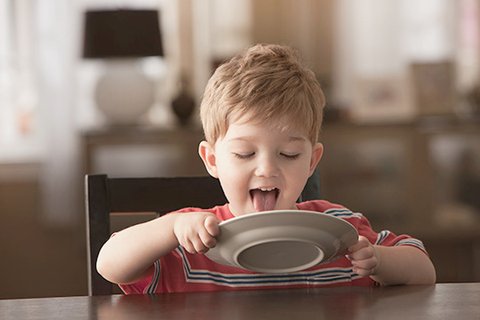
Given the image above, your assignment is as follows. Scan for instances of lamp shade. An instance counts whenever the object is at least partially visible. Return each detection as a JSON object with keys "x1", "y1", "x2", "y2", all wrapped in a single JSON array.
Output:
[{"x1": 82, "y1": 9, "x2": 164, "y2": 58}]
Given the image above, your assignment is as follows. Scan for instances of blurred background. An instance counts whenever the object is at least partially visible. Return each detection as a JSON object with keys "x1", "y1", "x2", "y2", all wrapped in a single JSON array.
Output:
[{"x1": 0, "y1": 0, "x2": 479, "y2": 298}]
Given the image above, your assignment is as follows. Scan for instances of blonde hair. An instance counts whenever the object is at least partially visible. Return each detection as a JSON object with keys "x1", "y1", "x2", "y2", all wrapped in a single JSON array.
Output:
[{"x1": 200, "y1": 44, "x2": 325, "y2": 144}]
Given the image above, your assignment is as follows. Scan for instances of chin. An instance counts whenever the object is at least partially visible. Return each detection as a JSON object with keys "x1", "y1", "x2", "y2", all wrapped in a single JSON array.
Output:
[{"x1": 229, "y1": 205, "x2": 254, "y2": 216}]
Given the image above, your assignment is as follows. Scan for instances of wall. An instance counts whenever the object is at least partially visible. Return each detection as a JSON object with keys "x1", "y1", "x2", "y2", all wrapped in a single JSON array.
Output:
[{"x1": 0, "y1": 163, "x2": 87, "y2": 298}]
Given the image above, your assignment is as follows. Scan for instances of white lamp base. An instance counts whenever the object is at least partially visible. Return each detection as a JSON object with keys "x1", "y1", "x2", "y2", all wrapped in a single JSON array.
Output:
[{"x1": 95, "y1": 60, "x2": 154, "y2": 125}]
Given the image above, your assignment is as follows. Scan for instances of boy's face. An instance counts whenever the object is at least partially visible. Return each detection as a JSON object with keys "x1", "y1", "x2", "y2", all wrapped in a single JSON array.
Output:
[{"x1": 199, "y1": 120, "x2": 323, "y2": 216}]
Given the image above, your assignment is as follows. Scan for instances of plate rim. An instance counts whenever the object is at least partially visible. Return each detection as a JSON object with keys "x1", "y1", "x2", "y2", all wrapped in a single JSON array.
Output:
[
  {"x1": 218, "y1": 209, "x2": 357, "y2": 235},
  {"x1": 206, "y1": 209, "x2": 358, "y2": 273}
]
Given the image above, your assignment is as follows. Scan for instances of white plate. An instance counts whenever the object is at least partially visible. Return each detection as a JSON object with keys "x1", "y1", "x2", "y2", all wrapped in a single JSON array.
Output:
[{"x1": 205, "y1": 210, "x2": 358, "y2": 273}]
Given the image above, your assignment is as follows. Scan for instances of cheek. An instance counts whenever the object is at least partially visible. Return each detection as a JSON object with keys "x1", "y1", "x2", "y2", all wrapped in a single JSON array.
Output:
[
  {"x1": 286, "y1": 161, "x2": 313, "y2": 186},
  {"x1": 219, "y1": 165, "x2": 246, "y2": 187},
  {"x1": 216, "y1": 157, "x2": 236, "y2": 177},
  {"x1": 217, "y1": 170, "x2": 249, "y2": 206},
  {"x1": 217, "y1": 161, "x2": 242, "y2": 185},
  {"x1": 218, "y1": 161, "x2": 251, "y2": 188},
  {"x1": 290, "y1": 156, "x2": 311, "y2": 170}
]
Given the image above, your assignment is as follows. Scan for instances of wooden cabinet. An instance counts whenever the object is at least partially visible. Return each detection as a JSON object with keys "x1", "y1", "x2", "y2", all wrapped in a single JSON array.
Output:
[
  {"x1": 320, "y1": 117, "x2": 480, "y2": 282},
  {"x1": 80, "y1": 125, "x2": 207, "y2": 177}
]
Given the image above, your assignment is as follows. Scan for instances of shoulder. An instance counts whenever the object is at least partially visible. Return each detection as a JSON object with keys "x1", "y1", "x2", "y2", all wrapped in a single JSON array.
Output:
[
  {"x1": 297, "y1": 199, "x2": 344, "y2": 211},
  {"x1": 297, "y1": 200, "x2": 363, "y2": 219}
]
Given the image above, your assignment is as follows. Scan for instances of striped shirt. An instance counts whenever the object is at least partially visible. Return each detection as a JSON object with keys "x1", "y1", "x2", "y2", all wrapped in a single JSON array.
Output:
[{"x1": 120, "y1": 200, "x2": 427, "y2": 294}]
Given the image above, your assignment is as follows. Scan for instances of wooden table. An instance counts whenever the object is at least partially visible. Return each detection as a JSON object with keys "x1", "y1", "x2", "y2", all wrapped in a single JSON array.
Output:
[{"x1": 1, "y1": 283, "x2": 478, "y2": 319}]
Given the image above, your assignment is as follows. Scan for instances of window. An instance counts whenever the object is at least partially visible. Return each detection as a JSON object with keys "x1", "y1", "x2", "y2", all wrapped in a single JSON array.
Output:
[
  {"x1": 0, "y1": 0, "x2": 40, "y2": 161},
  {"x1": 334, "y1": 0, "x2": 478, "y2": 113}
]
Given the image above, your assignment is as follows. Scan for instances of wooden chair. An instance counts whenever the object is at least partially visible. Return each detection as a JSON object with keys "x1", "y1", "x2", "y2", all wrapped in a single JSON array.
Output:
[
  {"x1": 85, "y1": 174, "x2": 226, "y2": 295},
  {"x1": 85, "y1": 170, "x2": 321, "y2": 295}
]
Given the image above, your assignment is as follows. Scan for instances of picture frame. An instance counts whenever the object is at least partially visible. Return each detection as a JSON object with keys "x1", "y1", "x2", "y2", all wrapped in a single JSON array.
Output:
[
  {"x1": 350, "y1": 75, "x2": 416, "y2": 123},
  {"x1": 410, "y1": 61, "x2": 455, "y2": 116}
]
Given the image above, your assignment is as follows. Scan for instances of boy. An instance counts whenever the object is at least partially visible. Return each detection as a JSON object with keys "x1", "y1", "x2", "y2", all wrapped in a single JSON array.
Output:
[{"x1": 97, "y1": 44, "x2": 436, "y2": 294}]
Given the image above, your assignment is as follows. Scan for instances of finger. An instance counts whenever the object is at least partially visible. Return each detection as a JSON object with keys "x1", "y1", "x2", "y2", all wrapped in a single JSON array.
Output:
[
  {"x1": 198, "y1": 227, "x2": 217, "y2": 249},
  {"x1": 352, "y1": 266, "x2": 375, "y2": 277},
  {"x1": 204, "y1": 215, "x2": 220, "y2": 237},
  {"x1": 181, "y1": 238, "x2": 196, "y2": 254},
  {"x1": 348, "y1": 236, "x2": 370, "y2": 254},
  {"x1": 349, "y1": 245, "x2": 375, "y2": 261},
  {"x1": 351, "y1": 256, "x2": 377, "y2": 270},
  {"x1": 191, "y1": 236, "x2": 209, "y2": 254}
]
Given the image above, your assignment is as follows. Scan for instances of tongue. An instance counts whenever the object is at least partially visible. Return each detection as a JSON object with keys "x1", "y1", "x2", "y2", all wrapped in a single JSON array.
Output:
[{"x1": 251, "y1": 189, "x2": 277, "y2": 212}]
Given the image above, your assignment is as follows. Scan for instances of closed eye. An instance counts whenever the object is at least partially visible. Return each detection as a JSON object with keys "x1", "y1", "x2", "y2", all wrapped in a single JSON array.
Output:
[
  {"x1": 280, "y1": 153, "x2": 300, "y2": 160},
  {"x1": 233, "y1": 152, "x2": 255, "y2": 159}
]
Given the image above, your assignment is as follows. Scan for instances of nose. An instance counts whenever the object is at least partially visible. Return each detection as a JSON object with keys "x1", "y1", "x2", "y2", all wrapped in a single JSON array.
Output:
[{"x1": 254, "y1": 154, "x2": 279, "y2": 178}]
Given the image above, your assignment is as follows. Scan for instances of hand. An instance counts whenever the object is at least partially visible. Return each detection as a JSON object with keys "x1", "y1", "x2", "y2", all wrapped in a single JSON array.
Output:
[
  {"x1": 347, "y1": 236, "x2": 379, "y2": 277},
  {"x1": 173, "y1": 212, "x2": 220, "y2": 254}
]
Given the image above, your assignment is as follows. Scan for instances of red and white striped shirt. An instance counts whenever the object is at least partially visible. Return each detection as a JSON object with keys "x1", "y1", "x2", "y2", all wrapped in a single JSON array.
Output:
[{"x1": 120, "y1": 200, "x2": 427, "y2": 294}]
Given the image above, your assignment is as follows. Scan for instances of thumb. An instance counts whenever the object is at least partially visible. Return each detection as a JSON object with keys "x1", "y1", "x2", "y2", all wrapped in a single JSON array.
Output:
[{"x1": 204, "y1": 215, "x2": 220, "y2": 237}]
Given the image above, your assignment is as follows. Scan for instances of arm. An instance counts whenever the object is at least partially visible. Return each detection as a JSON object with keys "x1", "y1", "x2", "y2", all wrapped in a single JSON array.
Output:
[
  {"x1": 348, "y1": 236, "x2": 436, "y2": 286},
  {"x1": 96, "y1": 212, "x2": 220, "y2": 285}
]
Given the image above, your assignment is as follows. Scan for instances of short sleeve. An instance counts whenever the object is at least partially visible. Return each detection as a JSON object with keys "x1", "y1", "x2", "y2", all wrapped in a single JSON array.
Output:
[
  {"x1": 299, "y1": 201, "x2": 429, "y2": 255},
  {"x1": 107, "y1": 232, "x2": 161, "y2": 294},
  {"x1": 119, "y1": 260, "x2": 161, "y2": 294},
  {"x1": 356, "y1": 215, "x2": 428, "y2": 254}
]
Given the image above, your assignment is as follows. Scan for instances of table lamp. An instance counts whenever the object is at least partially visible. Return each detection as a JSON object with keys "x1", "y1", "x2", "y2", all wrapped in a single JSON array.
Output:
[{"x1": 82, "y1": 9, "x2": 164, "y2": 125}]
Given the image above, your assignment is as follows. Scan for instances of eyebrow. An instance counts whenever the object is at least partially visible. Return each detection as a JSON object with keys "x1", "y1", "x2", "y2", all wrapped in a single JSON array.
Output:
[
  {"x1": 227, "y1": 136, "x2": 307, "y2": 142},
  {"x1": 288, "y1": 136, "x2": 307, "y2": 142}
]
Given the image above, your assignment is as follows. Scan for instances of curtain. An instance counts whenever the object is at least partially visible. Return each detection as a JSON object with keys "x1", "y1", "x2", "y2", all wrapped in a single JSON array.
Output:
[{"x1": 36, "y1": 0, "x2": 81, "y2": 226}]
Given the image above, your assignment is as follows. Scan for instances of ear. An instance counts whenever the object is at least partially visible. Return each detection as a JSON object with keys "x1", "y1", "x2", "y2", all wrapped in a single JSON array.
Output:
[
  {"x1": 309, "y1": 143, "x2": 324, "y2": 175},
  {"x1": 198, "y1": 141, "x2": 219, "y2": 178}
]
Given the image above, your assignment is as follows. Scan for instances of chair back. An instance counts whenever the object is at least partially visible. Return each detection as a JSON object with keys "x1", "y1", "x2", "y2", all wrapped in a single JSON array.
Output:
[{"x1": 85, "y1": 174, "x2": 226, "y2": 295}]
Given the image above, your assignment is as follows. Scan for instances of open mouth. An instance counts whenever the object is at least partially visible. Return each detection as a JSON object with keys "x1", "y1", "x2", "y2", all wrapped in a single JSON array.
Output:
[{"x1": 250, "y1": 187, "x2": 279, "y2": 212}]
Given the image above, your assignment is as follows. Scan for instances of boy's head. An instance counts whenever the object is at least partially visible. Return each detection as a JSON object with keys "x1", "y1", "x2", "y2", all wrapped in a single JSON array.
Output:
[
  {"x1": 200, "y1": 44, "x2": 325, "y2": 145},
  {"x1": 198, "y1": 44, "x2": 326, "y2": 216}
]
